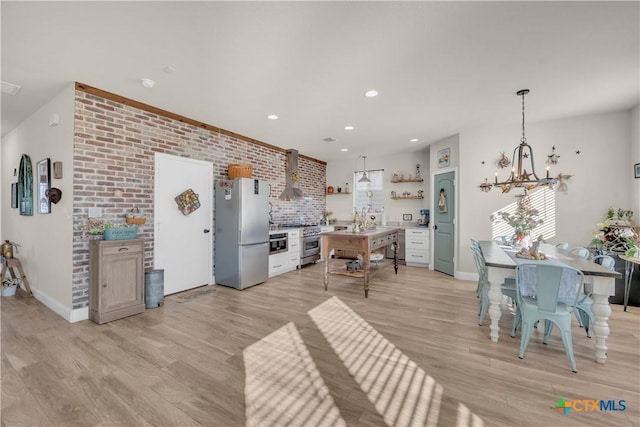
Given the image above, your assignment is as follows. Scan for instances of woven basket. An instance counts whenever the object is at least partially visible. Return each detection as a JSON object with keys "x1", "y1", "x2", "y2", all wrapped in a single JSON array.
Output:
[
  {"x1": 125, "y1": 217, "x2": 146, "y2": 225},
  {"x1": 228, "y1": 163, "x2": 253, "y2": 179}
]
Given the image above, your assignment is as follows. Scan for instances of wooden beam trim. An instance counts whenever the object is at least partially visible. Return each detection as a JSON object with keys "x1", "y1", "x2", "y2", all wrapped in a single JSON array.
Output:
[{"x1": 75, "y1": 82, "x2": 326, "y2": 165}]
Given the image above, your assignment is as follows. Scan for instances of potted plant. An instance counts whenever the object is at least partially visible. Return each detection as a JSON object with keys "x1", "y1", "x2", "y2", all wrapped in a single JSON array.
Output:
[
  {"x1": 1, "y1": 278, "x2": 19, "y2": 297},
  {"x1": 625, "y1": 237, "x2": 640, "y2": 258},
  {"x1": 81, "y1": 218, "x2": 138, "y2": 240}
]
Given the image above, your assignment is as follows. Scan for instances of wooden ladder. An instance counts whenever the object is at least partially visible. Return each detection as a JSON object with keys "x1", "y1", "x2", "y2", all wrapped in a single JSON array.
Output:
[{"x1": 1, "y1": 258, "x2": 33, "y2": 297}]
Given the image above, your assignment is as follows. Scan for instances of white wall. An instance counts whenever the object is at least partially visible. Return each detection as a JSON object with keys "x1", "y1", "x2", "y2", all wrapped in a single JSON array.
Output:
[
  {"x1": 1, "y1": 84, "x2": 75, "y2": 318},
  {"x1": 458, "y1": 109, "x2": 635, "y2": 275},
  {"x1": 326, "y1": 149, "x2": 430, "y2": 224}
]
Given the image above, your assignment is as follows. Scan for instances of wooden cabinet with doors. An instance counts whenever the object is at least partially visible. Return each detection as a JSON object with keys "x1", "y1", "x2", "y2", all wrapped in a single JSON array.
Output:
[{"x1": 89, "y1": 239, "x2": 145, "y2": 324}]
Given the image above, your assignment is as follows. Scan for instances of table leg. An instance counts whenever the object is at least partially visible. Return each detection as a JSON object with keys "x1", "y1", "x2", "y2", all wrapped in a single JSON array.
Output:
[
  {"x1": 323, "y1": 240, "x2": 330, "y2": 292},
  {"x1": 623, "y1": 261, "x2": 634, "y2": 312},
  {"x1": 363, "y1": 252, "x2": 370, "y2": 298},
  {"x1": 591, "y1": 293, "x2": 612, "y2": 363},
  {"x1": 488, "y1": 280, "x2": 503, "y2": 342},
  {"x1": 393, "y1": 241, "x2": 398, "y2": 274}
]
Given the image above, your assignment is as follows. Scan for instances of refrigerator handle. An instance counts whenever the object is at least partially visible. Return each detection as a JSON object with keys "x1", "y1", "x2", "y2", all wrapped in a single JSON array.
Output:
[{"x1": 238, "y1": 229, "x2": 241, "y2": 243}]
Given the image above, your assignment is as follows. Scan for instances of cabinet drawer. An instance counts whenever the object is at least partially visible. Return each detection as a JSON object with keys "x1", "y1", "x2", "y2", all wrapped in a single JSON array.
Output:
[
  {"x1": 406, "y1": 238, "x2": 428, "y2": 250},
  {"x1": 405, "y1": 228, "x2": 429, "y2": 237},
  {"x1": 406, "y1": 250, "x2": 429, "y2": 266},
  {"x1": 288, "y1": 230, "x2": 300, "y2": 239},
  {"x1": 102, "y1": 242, "x2": 143, "y2": 256}
]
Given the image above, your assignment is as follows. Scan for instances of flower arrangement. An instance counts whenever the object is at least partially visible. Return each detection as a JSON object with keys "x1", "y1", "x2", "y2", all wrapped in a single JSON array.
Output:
[
  {"x1": 491, "y1": 196, "x2": 544, "y2": 240},
  {"x1": 322, "y1": 210, "x2": 335, "y2": 225},
  {"x1": 625, "y1": 236, "x2": 640, "y2": 258},
  {"x1": 78, "y1": 217, "x2": 133, "y2": 236}
]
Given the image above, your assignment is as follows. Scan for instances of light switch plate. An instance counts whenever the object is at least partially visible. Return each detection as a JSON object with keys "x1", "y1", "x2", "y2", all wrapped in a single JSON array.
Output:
[{"x1": 53, "y1": 161, "x2": 63, "y2": 179}]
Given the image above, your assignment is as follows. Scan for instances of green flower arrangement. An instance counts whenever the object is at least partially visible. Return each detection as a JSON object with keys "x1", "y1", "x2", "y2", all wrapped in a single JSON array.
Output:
[{"x1": 491, "y1": 196, "x2": 544, "y2": 236}]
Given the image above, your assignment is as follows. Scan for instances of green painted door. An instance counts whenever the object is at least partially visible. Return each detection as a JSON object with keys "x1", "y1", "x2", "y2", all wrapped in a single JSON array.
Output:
[{"x1": 434, "y1": 171, "x2": 455, "y2": 276}]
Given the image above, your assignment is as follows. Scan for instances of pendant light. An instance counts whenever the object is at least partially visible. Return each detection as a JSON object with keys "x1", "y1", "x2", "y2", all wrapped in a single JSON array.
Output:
[
  {"x1": 479, "y1": 89, "x2": 557, "y2": 193},
  {"x1": 358, "y1": 155, "x2": 371, "y2": 183}
]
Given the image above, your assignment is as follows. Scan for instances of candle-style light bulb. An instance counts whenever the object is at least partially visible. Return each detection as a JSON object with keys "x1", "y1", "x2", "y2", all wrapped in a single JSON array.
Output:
[
  {"x1": 546, "y1": 166, "x2": 550, "y2": 178},
  {"x1": 494, "y1": 172, "x2": 498, "y2": 184}
]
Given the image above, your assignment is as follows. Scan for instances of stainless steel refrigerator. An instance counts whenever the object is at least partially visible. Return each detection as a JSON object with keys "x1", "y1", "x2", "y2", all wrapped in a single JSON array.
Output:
[{"x1": 215, "y1": 178, "x2": 270, "y2": 289}]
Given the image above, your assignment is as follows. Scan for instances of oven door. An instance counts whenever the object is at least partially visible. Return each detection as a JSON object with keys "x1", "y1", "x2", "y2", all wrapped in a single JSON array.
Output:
[{"x1": 302, "y1": 235, "x2": 320, "y2": 258}]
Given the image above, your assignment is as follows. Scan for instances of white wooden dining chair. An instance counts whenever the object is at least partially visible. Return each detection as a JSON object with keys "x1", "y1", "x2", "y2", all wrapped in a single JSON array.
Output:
[
  {"x1": 569, "y1": 246, "x2": 589, "y2": 259},
  {"x1": 555, "y1": 242, "x2": 569, "y2": 250}
]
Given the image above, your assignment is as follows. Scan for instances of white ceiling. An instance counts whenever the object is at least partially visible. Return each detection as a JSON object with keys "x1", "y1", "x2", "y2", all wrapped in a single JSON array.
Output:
[{"x1": 2, "y1": 1, "x2": 638, "y2": 162}]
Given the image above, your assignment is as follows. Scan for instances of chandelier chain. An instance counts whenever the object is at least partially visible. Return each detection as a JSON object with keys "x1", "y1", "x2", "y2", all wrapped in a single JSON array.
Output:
[{"x1": 521, "y1": 91, "x2": 526, "y2": 143}]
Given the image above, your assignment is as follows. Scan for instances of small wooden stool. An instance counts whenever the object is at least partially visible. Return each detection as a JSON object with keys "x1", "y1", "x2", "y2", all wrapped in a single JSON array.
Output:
[{"x1": 1, "y1": 258, "x2": 33, "y2": 297}]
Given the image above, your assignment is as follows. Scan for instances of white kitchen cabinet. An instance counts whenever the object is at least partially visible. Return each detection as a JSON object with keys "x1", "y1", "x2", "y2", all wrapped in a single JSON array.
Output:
[
  {"x1": 288, "y1": 229, "x2": 301, "y2": 269},
  {"x1": 268, "y1": 251, "x2": 290, "y2": 278},
  {"x1": 405, "y1": 227, "x2": 430, "y2": 267},
  {"x1": 269, "y1": 228, "x2": 300, "y2": 278}
]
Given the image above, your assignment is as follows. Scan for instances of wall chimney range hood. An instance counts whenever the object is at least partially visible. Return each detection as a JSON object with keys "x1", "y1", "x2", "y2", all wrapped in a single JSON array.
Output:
[{"x1": 279, "y1": 149, "x2": 305, "y2": 200}]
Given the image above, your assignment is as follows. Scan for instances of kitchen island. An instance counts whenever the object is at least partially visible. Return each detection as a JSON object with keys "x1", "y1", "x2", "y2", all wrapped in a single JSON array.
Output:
[{"x1": 321, "y1": 227, "x2": 399, "y2": 297}]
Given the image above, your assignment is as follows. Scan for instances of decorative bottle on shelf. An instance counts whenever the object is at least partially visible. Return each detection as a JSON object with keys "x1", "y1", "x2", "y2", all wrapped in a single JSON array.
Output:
[
  {"x1": 415, "y1": 164, "x2": 421, "y2": 179},
  {"x1": 345, "y1": 182, "x2": 349, "y2": 194}
]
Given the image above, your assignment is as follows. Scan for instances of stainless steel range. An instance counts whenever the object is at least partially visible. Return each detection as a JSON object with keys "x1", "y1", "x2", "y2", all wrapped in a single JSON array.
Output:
[{"x1": 279, "y1": 224, "x2": 321, "y2": 266}]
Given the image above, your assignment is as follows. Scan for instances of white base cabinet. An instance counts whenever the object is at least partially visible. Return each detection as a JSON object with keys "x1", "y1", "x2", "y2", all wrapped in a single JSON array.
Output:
[
  {"x1": 268, "y1": 229, "x2": 300, "y2": 278},
  {"x1": 405, "y1": 227, "x2": 430, "y2": 267}
]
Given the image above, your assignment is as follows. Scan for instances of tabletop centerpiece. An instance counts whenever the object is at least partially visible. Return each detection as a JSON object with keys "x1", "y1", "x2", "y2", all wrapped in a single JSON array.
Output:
[{"x1": 491, "y1": 195, "x2": 543, "y2": 250}]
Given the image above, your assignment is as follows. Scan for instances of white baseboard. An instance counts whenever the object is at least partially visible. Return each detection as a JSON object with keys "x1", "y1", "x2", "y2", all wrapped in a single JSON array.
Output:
[
  {"x1": 31, "y1": 288, "x2": 88, "y2": 323},
  {"x1": 455, "y1": 271, "x2": 479, "y2": 282}
]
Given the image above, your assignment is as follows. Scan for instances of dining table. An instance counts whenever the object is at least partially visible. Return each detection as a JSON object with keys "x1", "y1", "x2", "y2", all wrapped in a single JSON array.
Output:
[{"x1": 479, "y1": 241, "x2": 621, "y2": 364}]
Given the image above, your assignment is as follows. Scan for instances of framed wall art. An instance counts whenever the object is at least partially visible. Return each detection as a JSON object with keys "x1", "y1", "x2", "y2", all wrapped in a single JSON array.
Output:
[
  {"x1": 18, "y1": 154, "x2": 33, "y2": 216},
  {"x1": 437, "y1": 148, "x2": 450, "y2": 168},
  {"x1": 37, "y1": 158, "x2": 51, "y2": 214}
]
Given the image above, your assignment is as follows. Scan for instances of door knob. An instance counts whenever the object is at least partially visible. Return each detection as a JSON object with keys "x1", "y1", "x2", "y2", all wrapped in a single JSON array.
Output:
[
  {"x1": 203, "y1": 229, "x2": 210, "y2": 233},
  {"x1": 433, "y1": 225, "x2": 438, "y2": 230}
]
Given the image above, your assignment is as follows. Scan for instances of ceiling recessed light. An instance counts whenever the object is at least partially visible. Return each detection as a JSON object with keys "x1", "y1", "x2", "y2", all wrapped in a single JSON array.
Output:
[
  {"x1": 409, "y1": 138, "x2": 419, "y2": 142},
  {"x1": 344, "y1": 125, "x2": 354, "y2": 131},
  {"x1": 323, "y1": 137, "x2": 337, "y2": 143},
  {"x1": 364, "y1": 90, "x2": 379, "y2": 98},
  {"x1": 341, "y1": 148, "x2": 349, "y2": 152},
  {"x1": 267, "y1": 114, "x2": 279, "y2": 120},
  {"x1": 1, "y1": 80, "x2": 21, "y2": 95},
  {"x1": 140, "y1": 78, "x2": 155, "y2": 88}
]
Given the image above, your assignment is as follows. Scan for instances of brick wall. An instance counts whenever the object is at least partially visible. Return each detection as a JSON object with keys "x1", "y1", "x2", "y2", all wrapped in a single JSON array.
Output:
[{"x1": 73, "y1": 88, "x2": 326, "y2": 309}]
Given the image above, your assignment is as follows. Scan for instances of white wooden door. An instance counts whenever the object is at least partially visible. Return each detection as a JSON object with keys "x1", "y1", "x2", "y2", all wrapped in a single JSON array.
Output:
[{"x1": 154, "y1": 153, "x2": 213, "y2": 295}]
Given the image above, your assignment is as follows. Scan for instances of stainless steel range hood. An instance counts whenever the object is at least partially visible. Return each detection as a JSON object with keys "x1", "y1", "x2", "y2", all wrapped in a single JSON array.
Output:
[{"x1": 279, "y1": 149, "x2": 305, "y2": 200}]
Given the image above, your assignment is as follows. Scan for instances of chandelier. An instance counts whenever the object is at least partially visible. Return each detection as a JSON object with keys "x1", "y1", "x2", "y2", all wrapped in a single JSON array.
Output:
[{"x1": 480, "y1": 89, "x2": 557, "y2": 193}]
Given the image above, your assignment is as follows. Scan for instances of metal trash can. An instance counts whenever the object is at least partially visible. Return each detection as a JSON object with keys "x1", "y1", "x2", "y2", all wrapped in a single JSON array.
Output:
[{"x1": 144, "y1": 269, "x2": 164, "y2": 308}]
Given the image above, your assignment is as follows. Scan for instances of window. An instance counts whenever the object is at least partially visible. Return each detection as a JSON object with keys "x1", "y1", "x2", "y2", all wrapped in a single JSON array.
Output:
[
  {"x1": 491, "y1": 187, "x2": 556, "y2": 241},
  {"x1": 354, "y1": 169, "x2": 384, "y2": 214}
]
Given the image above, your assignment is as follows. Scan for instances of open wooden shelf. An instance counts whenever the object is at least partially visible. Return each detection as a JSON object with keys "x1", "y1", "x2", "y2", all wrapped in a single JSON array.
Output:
[
  {"x1": 391, "y1": 178, "x2": 423, "y2": 183},
  {"x1": 391, "y1": 196, "x2": 424, "y2": 200},
  {"x1": 327, "y1": 192, "x2": 351, "y2": 195}
]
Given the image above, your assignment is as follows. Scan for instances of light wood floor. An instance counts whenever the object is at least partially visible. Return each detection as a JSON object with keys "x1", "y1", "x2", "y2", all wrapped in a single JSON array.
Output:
[{"x1": 2, "y1": 263, "x2": 639, "y2": 426}]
